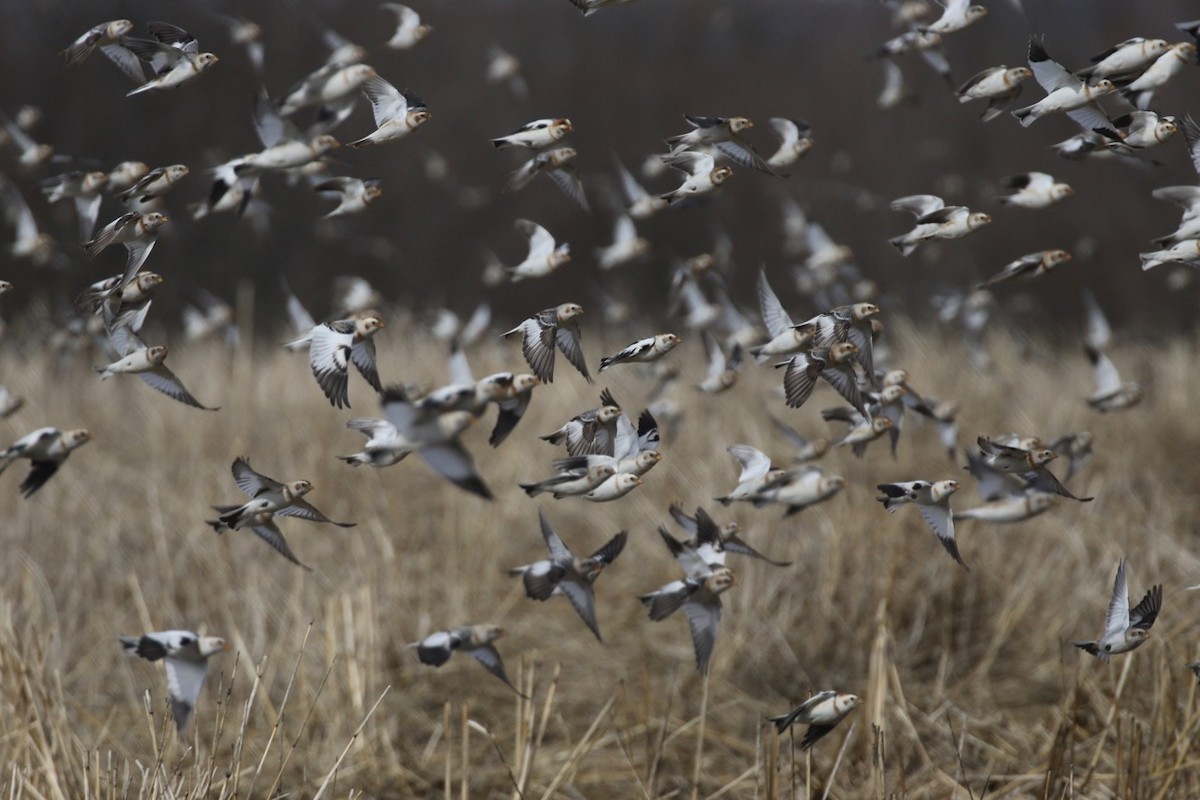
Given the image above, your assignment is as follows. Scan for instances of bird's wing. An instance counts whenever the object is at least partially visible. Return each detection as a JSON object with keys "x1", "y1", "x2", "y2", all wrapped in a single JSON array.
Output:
[
  {"x1": 683, "y1": 596, "x2": 722, "y2": 674},
  {"x1": 1103, "y1": 560, "x2": 1131, "y2": 637},
  {"x1": 538, "y1": 509, "x2": 571, "y2": 560},
  {"x1": 362, "y1": 75, "x2": 407, "y2": 127},
  {"x1": 164, "y1": 657, "x2": 208, "y2": 732},
  {"x1": 232, "y1": 457, "x2": 279, "y2": 497},
  {"x1": 918, "y1": 503, "x2": 967, "y2": 569},
  {"x1": 141, "y1": 365, "x2": 218, "y2": 410},
  {"x1": 417, "y1": 441, "x2": 493, "y2": 499}
]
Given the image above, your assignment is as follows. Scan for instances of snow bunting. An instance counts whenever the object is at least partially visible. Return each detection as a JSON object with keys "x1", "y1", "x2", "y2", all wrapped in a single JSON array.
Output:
[
  {"x1": 520, "y1": 459, "x2": 616, "y2": 498},
  {"x1": 0, "y1": 385, "x2": 23, "y2": 418},
  {"x1": 1078, "y1": 38, "x2": 1169, "y2": 78},
  {"x1": 953, "y1": 492, "x2": 1056, "y2": 523},
  {"x1": 510, "y1": 511, "x2": 627, "y2": 640},
  {"x1": 117, "y1": 22, "x2": 220, "y2": 96},
  {"x1": 998, "y1": 172, "x2": 1072, "y2": 209},
  {"x1": 84, "y1": 212, "x2": 169, "y2": 295},
  {"x1": 348, "y1": 76, "x2": 431, "y2": 147},
  {"x1": 382, "y1": 4, "x2": 432, "y2": 49},
  {"x1": 0, "y1": 427, "x2": 91, "y2": 498},
  {"x1": 1140, "y1": 239, "x2": 1200, "y2": 271},
  {"x1": 505, "y1": 219, "x2": 571, "y2": 281},
  {"x1": 659, "y1": 151, "x2": 733, "y2": 205},
  {"x1": 876, "y1": 480, "x2": 964, "y2": 568},
  {"x1": 413, "y1": 624, "x2": 523, "y2": 694},
  {"x1": 279, "y1": 62, "x2": 376, "y2": 116},
  {"x1": 696, "y1": 331, "x2": 742, "y2": 393},
  {"x1": 314, "y1": 176, "x2": 383, "y2": 217},
  {"x1": 666, "y1": 114, "x2": 776, "y2": 174},
  {"x1": 613, "y1": 155, "x2": 668, "y2": 218},
  {"x1": 339, "y1": 387, "x2": 492, "y2": 499},
  {"x1": 749, "y1": 465, "x2": 845, "y2": 517},
  {"x1": 976, "y1": 436, "x2": 1091, "y2": 500},
  {"x1": 669, "y1": 503, "x2": 792, "y2": 566},
  {"x1": 505, "y1": 147, "x2": 588, "y2": 211},
  {"x1": 208, "y1": 506, "x2": 309, "y2": 569},
  {"x1": 1012, "y1": 39, "x2": 1116, "y2": 127},
  {"x1": 978, "y1": 249, "x2": 1072, "y2": 288},
  {"x1": 1072, "y1": 560, "x2": 1162, "y2": 663},
  {"x1": 596, "y1": 214, "x2": 650, "y2": 270},
  {"x1": 502, "y1": 302, "x2": 589, "y2": 383},
  {"x1": 38, "y1": 170, "x2": 107, "y2": 240},
  {"x1": 769, "y1": 691, "x2": 860, "y2": 750},
  {"x1": 1120, "y1": 42, "x2": 1196, "y2": 110},
  {"x1": 749, "y1": 269, "x2": 814, "y2": 361},
  {"x1": 61, "y1": 19, "x2": 133, "y2": 65},
  {"x1": 95, "y1": 325, "x2": 219, "y2": 410},
  {"x1": 766, "y1": 117, "x2": 814, "y2": 172},
  {"x1": 286, "y1": 315, "x2": 384, "y2": 409},
  {"x1": 889, "y1": 194, "x2": 990, "y2": 256},
  {"x1": 598, "y1": 333, "x2": 681, "y2": 372},
  {"x1": 119, "y1": 631, "x2": 227, "y2": 733},
  {"x1": 919, "y1": 0, "x2": 986, "y2": 34},
  {"x1": 777, "y1": 343, "x2": 867, "y2": 418},
  {"x1": 770, "y1": 416, "x2": 830, "y2": 462},
  {"x1": 639, "y1": 529, "x2": 736, "y2": 673},
  {"x1": 716, "y1": 444, "x2": 788, "y2": 506},
  {"x1": 210, "y1": 456, "x2": 355, "y2": 532},
  {"x1": 118, "y1": 164, "x2": 189, "y2": 207},
  {"x1": 540, "y1": 389, "x2": 622, "y2": 456},
  {"x1": 1084, "y1": 344, "x2": 1143, "y2": 412},
  {"x1": 956, "y1": 65, "x2": 1032, "y2": 121},
  {"x1": 492, "y1": 118, "x2": 572, "y2": 150}
]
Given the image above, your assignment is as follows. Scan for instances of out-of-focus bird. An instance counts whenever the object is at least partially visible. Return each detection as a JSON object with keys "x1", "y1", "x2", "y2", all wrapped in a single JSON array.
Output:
[
  {"x1": 382, "y1": 4, "x2": 432, "y2": 49},
  {"x1": 1084, "y1": 344, "x2": 1143, "y2": 412},
  {"x1": 638, "y1": 528, "x2": 736, "y2": 673},
  {"x1": 492, "y1": 118, "x2": 573, "y2": 150},
  {"x1": 0, "y1": 427, "x2": 92, "y2": 498},
  {"x1": 769, "y1": 691, "x2": 860, "y2": 750},
  {"x1": 765, "y1": 117, "x2": 813, "y2": 172},
  {"x1": 505, "y1": 147, "x2": 588, "y2": 211},
  {"x1": 998, "y1": 172, "x2": 1072, "y2": 209},
  {"x1": 918, "y1": 0, "x2": 986, "y2": 34},
  {"x1": 314, "y1": 176, "x2": 383, "y2": 217},
  {"x1": 39, "y1": 170, "x2": 108, "y2": 240},
  {"x1": 596, "y1": 215, "x2": 649, "y2": 270},
  {"x1": 412, "y1": 624, "x2": 523, "y2": 695},
  {"x1": 505, "y1": 219, "x2": 571, "y2": 282},
  {"x1": 119, "y1": 631, "x2": 227, "y2": 733},
  {"x1": 696, "y1": 331, "x2": 742, "y2": 393},
  {"x1": 510, "y1": 511, "x2": 627, "y2": 640},
  {"x1": 613, "y1": 155, "x2": 668, "y2": 219},
  {"x1": 956, "y1": 65, "x2": 1031, "y2": 121},
  {"x1": 1072, "y1": 560, "x2": 1162, "y2": 663},
  {"x1": 659, "y1": 151, "x2": 733, "y2": 205},
  {"x1": 953, "y1": 492, "x2": 1056, "y2": 523},
  {"x1": 668, "y1": 503, "x2": 792, "y2": 566},
  {"x1": 978, "y1": 249, "x2": 1072, "y2": 289},
  {"x1": 749, "y1": 269, "x2": 814, "y2": 361},
  {"x1": 61, "y1": 19, "x2": 133, "y2": 65}
]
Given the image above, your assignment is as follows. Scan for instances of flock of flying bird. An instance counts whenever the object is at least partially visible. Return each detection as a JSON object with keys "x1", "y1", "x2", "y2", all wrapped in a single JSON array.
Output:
[{"x1": 0, "y1": 0, "x2": 1195, "y2": 756}]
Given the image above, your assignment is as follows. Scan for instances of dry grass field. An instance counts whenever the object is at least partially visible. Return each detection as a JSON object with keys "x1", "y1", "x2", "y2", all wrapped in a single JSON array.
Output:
[{"x1": 3, "y1": 316, "x2": 1200, "y2": 799}]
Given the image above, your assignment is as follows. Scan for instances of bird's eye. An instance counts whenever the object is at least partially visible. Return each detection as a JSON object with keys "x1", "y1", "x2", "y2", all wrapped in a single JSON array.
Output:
[{"x1": 180, "y1": 637, "x2": 193, "y2": 646}]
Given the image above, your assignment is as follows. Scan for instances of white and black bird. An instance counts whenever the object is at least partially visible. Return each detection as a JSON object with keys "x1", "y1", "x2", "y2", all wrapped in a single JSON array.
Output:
[
  {"x1": 0, "y1": 427, "x2": 92, "y2": 498},
  {"x1": 412, "y1": 624, "x2": 523, "y2": 695},
  {"x1": 1072, "y1": 560, "x2": 1162, "y2": 663},
  {"x1": 769, "y1": 691, "x2": 861, "y2": 750},
  {"x1": 509, "y1": 511, "x2": 627, "y2": 640},
  {"x1": 119, "y1": 631, "x2": 227, "y2": 733},
  {"x1": 502, "y1": 303, "x2": 590, "y2": 383},
  {"x1": 285, "y1": 315, "x2": 385, "y2": 408},
  {"x1": 876, "y1": 480, "x2": 964, "y2": 568}
]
